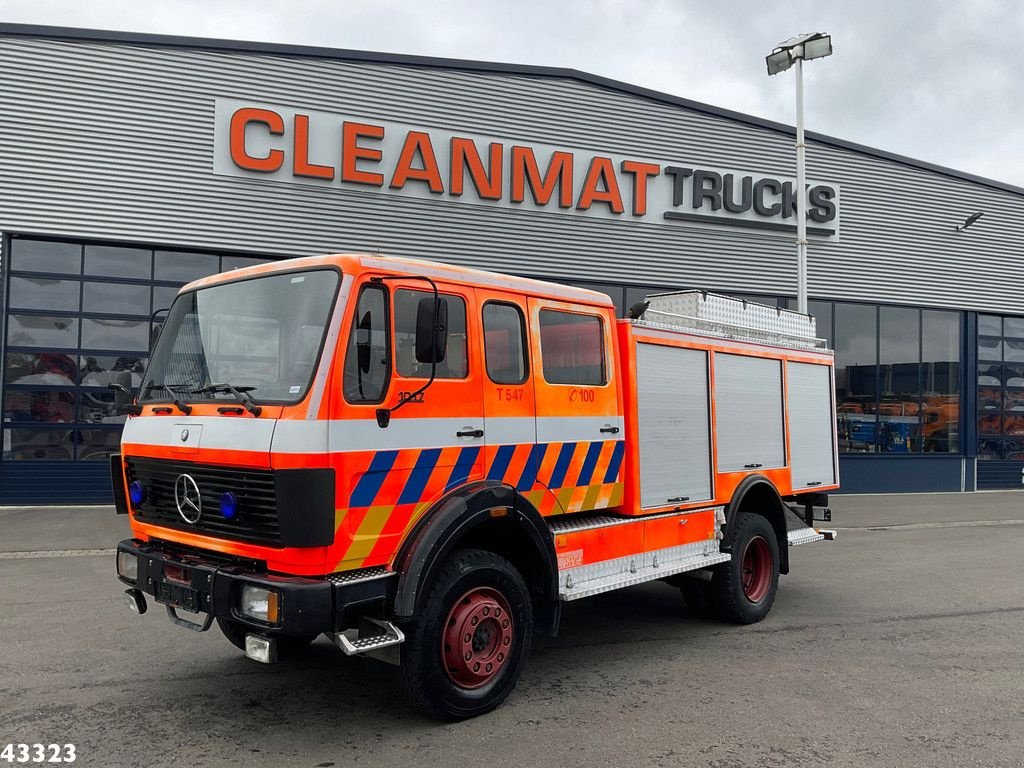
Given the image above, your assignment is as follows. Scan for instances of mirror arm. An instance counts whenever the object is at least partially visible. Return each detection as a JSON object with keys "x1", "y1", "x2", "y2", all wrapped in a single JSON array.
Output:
[{"x1": 369, "y1": 274, "x2": 440, "y2": 428}]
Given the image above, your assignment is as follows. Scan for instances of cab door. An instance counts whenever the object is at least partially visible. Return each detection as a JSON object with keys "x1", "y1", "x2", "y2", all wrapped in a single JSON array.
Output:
[
  {"x1": 527, "y1": 297, "x2": 624, "y2": 514},
  {"x1": 476, "y1": 290, "x2": 540, "y2": 505},
  {"x1": 331, "y1": 278, "x2": 485, "y2": 570}
]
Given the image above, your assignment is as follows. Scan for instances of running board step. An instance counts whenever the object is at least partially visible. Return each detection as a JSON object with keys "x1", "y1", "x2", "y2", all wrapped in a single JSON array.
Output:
[
  {"x1": 559, "y1": 540, "x2": 731, "y2": 601},
  {"x1": 787, "y1": 527, "x2": 826, "y2": 546},
  {"x1": 332, "y1": 619, "x2": 405, "y2": 656}
]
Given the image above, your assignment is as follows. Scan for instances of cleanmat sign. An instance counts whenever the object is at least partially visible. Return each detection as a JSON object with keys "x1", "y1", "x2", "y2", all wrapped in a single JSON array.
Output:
[{"x1": 213, "y1": 98, "x2": 840, "y2": 240}]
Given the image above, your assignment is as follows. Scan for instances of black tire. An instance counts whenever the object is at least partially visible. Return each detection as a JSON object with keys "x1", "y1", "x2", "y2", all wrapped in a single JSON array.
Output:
[
  {"x1": 399, "y1": 548, "x2": 532, "y2": 720},
  {"x1": 216, "y1": 617, "x2": 318, "y2": 656},
  {"x1": 679, "y1": 576, "x2": 715, "y2": 617},
  {"x1": 710, "y1": 512, "x2": 780, "y2": 624}
]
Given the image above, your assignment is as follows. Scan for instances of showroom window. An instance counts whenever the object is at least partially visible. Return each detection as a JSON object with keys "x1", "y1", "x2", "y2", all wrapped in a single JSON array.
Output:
[
  {"x1": 819, "y1": 301, "x2": 961, "y2": 454},
  {"x1": 2, "y1": 236, "x2": 274, "y2": 462},
  {"x1": 977, "y1": 314, "x2": 1024, "y2": 460}
]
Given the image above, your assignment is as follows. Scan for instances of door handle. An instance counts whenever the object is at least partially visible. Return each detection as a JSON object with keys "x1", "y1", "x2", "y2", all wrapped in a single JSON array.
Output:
[
  {"x1": 744, "y1": 463, "x2": 763, "y2": 469},
  {"x1": 457, "y1": 428, "x2": 484, "y2": 438},
  {"x1": 600, "y1": 425, "x2": 620, "y2": 434}
]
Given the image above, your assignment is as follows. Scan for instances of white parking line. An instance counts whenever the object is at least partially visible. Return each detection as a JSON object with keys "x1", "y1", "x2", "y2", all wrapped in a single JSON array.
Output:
[{"x1": 0, "y1": 548, "x2": 116, "y2": 560}]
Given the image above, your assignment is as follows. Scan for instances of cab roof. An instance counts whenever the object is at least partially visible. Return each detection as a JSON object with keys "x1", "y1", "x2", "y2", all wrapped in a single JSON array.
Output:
[{"x1": 185, "y1": 253, "x2": 615, "y2": 308}]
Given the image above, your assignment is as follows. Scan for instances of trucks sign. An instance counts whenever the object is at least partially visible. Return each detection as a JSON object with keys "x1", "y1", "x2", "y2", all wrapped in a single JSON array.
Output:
[{"x1": 213, "y1": 98, "x2": 840, "y2": 240}]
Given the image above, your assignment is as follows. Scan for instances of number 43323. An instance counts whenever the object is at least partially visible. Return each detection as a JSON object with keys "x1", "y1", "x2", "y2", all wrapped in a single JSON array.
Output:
[{"x1": 1, "y1": 745, "x2": 76, "y2": 764}]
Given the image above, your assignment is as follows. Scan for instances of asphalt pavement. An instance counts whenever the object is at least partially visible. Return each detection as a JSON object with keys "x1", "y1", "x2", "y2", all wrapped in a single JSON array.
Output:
[{"x1": 1, "y1": 492, "x2": 1022, "y2": 768}]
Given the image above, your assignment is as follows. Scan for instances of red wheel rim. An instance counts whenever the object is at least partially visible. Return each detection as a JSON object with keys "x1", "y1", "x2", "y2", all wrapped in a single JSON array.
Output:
[
  {"x1": 741, "y1": 536, "x2": 772, "y2": 603},
  {"x1": 441, "y1": 587, "x2": 514, "y2": 690}
]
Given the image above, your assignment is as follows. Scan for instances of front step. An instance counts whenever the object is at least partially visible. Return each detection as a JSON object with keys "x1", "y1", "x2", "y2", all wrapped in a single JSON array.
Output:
[
  {"x1": 332, "y1": 618, "x2": 405, "y2": 657},
  {"x1": 787, "y1": 527, "x2": 826, "y2": 546}
]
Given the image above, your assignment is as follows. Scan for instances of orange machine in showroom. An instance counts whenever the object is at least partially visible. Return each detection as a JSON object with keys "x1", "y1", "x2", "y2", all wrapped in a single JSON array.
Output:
[{"x1": 112, "y1": 253, "x2": 837, "y2": 719}]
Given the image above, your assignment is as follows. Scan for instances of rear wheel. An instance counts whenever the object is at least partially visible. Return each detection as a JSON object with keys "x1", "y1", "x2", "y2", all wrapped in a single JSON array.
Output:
[
  {"x1": 216, "y1": 617, "x2": 318, "y2": 656},
  {"x1": 709, "y1": 512, "x2": 780, "y2": 624},
  {"x1": 399, "y1": 548, "x2": 532, "y2": 720}
]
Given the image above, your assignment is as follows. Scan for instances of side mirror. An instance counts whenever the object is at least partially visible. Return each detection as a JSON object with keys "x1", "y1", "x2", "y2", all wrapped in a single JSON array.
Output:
[
  {"x1": 109, "y1": 371, "x2": 137, "y2": 414},
  {"x1": 415, "y1": 296, "x2": 448, "y2": 364}
]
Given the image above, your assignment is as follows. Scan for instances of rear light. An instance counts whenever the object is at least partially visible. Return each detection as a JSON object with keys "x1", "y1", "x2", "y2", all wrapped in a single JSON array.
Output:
[
  {"x1": 116, "y1": 551, "x2": 138, "y2": 582},
  {"x1": 240, "y1": 585, "x2": 280, "y2": 624}
]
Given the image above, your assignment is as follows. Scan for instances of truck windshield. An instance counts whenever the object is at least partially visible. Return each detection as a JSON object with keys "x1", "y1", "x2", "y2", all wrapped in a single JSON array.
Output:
[{"x1": 140, "y1": 269, "x2": 340, "y2": 404}]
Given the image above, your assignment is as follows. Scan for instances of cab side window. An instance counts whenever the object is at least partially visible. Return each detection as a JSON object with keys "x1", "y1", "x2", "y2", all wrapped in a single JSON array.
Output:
[
  {"x1": 395, "y1": 289, "x2": 468, "y2": 379},
  {"x1": 539, "y1": 309, "x2": 606, "y2": 385},
  {"x1": 343, "y1": 284, "x2": 389, "y2": 403},
  {"x1": 483, "y1": 302, "x2": 528, "y2": 384}
]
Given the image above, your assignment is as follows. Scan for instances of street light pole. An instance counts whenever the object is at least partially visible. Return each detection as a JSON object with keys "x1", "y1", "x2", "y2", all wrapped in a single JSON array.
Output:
[
  {"x1": 765, "y1": 32, "x2": 832, "y2": 316},
  {"x1": 794, "y1": 56, "x2": 807, "y2": 314}
]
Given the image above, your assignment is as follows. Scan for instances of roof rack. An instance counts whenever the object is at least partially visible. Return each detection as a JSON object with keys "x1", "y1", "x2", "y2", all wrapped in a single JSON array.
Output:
[{"x1": 635, "y1": 290, "x2": 830, "y2": 351}]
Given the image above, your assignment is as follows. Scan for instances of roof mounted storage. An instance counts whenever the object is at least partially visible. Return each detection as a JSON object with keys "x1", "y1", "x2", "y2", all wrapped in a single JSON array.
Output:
[{"x1": 636, "y1": 290, "x2": 829, "y2": 351}]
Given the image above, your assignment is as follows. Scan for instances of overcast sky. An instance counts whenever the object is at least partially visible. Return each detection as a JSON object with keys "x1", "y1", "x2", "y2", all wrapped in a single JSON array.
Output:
[{"x1": 4, "y1": 0, "x2": 1023, "y2": 185}]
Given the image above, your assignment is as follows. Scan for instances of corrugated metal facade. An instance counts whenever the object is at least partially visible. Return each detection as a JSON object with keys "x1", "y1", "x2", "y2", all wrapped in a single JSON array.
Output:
[{"x1": 0, "y1": 32, "x2": 1022, "y2": 313}]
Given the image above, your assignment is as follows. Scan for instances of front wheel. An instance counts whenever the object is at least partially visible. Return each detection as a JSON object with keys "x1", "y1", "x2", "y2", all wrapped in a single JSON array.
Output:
[
  {"x1": 399, "y1": 548, "x2": 532, "y2": 720},
  {"x1": 710, "y1": 512, "x2": 780, "y2": 624}
]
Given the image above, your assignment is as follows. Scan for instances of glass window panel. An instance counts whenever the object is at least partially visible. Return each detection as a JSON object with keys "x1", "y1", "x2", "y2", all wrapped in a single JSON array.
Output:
[
  {"x1": 1006, "y1": 363, "x2": 1024, "y2": 388},
  {"x1": 9, "y1": 276, "x2": 80, "y2": 312},
  {"x1": 879, "y1": 308, "x2": 920, "y2": 454},
  {"x1": 76, "y1": 427, "x2": 123, "y2": 461},
  {"x1": 394, "y1": 290, "x2": 468, "y2": 379},
  {"x1": 1004, "y1": 439, "x2": 1024, "y2": 461},
  {"x1": 539, "y1": 310, "x2": 606, "y2": 385},
  {"x1": 1005, "y1": 340, "x2": 1024, "y2": 363},
  {"x1": 978, "y1": 363, "x2": 1003, "y2": 387},
  {"x1": 808, "y1": 300, "x2": 832, "y2": 348},
  {"x1": 152, "y1": 285, "x2": 182, "y2": 313},
  {"x1": 84, "y1": 245, "x2": 151, "y2": 279},
  {"x1": 79, "y1": 389, "x2": 124, "y2": 425},
  {"x1": 1004, "y1": 317, "x2": 1024, "y2": 339},
  {"x1": 79, "y1": 355, "x2": 147, "y2": 387},
  {"x1": 9, "y1": 239, "x2": 81, "y2": 274},
  {"x1": 3, "y1": 352, "x2": 79, "y2": 386},
  {"x1": 154, "y1": 250, "x2": 220, "y2": 282},
  {"x1": 1004, "y1": 390, "x2": 1024, "y2": 412},
  {"x1": 81, "y1": 318, "x2": 148, "y2": 351},
  {"x1": 2, "y1": 427, "x2": 74, "y2": 460},
  {"x1": 483, "y1": 303, "x2": 528, "y2": 385},
  {"x1": 222, "y1": 256, "x2": 271, "y2": 271},
  {"x1": 834, "y1": 304, "x2": 877, "y2": 448},
  {"x1": 978, "y1": 315, "x2": 1002, "y2": 336},
  {"x1": 1004, "y1": 415, "x2": 1024, "y2": 436},
  {"x1": 343, "y1": 285, "x2": 389, "y2": 403},
  {"x1": 977, "y1": 438, "x2": 1001, "y2": 461},
  {"x1": 7, "y1": 315, "x2": 78, "y2": 349},
  {"x1": 977, "y1": 336, "x2": 1002, "y2": 362},
  {"x1": 3, "y1": 389, "x2": 76, "y2": 423},
  {"x1": 978, "y1": 413, "x2": 1002, "y2": 435},
  {"x1": 83, "y1": 281, "x2": 151, "y2": 315},
  {"x1": 919, "y1": 309, "x2": 961, "y2": 453}
]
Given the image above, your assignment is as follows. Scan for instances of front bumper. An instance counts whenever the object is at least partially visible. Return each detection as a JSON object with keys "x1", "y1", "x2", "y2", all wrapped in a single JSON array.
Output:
[{"x1": 116, "y1": 538, "x2": 394, "y2": 636}]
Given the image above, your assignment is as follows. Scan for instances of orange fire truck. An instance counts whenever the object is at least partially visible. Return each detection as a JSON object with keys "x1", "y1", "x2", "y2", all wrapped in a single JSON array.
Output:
[{"x1": 112, "y1": 253, "x2": 837, "y2": 719}]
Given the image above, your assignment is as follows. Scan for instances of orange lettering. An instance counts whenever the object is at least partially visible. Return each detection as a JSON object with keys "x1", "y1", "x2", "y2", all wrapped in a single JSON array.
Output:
[
  {"x1": 450, "y1": 138, "x2": 503, "y2": 199},
  {"x1": 229, "y1": 108, "x2": 284, "y2": 172},
  {"x1": 292, "y1": 114, "x2": 334, "y2": 179},
  {"x1": 577, "y1": 156, "x2": 624, "y2": 213},
  {"x1": 620, "y1": 160, "x2": 660, "y2": 216},
  {"x1": 390, "y1": 131, "x2": 444, "y2": 192},
  {"x1": 510, "y1": 146, "x2": 573, "y2": 208},
  {"x1": 342, "y1": 122, "x2": 385, "y2": 186}
]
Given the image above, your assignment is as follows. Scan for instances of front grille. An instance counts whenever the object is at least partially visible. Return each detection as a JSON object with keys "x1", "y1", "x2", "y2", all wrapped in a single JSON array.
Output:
[{"x1": 125, "y1": 457, "x2": 281, "y2": 547}]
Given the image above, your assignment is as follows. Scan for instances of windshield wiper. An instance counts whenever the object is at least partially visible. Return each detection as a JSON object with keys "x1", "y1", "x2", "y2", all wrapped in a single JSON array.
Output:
[
  {"x1": 143, "y1": 382, "x2": 194, "y2": 415},
  {"x1": 193, "y1": 382, "x2": 262, "y2": 417}
]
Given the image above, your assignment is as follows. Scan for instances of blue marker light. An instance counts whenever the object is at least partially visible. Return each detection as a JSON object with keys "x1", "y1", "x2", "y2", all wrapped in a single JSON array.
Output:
[
  {"x1": 220, "y1": 491, "x2": 238, "y2": 520},
  {"x1": 128, "y1": 481, "x2": 145, "y2": 505}
]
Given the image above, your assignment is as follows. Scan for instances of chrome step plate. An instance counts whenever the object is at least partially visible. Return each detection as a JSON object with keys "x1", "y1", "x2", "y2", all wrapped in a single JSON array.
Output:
[
  {"x1": 787, "y1": 527, "x2": 826, "y2": 546},
  {"x1": 559, "y1": 540, "x2": 731, "y2": 601},
  {"x1": 331, "y1": 618, "x2": 405, "y2": 656}
]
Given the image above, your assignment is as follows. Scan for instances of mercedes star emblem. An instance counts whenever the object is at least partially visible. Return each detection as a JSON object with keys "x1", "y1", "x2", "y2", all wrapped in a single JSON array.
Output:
[
  {"x1": 174, "y1": 474, "x2": 202, "y2": 524},
  {"x1": 180, "y1": 428, "x2": 190, "y2": 442}
]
